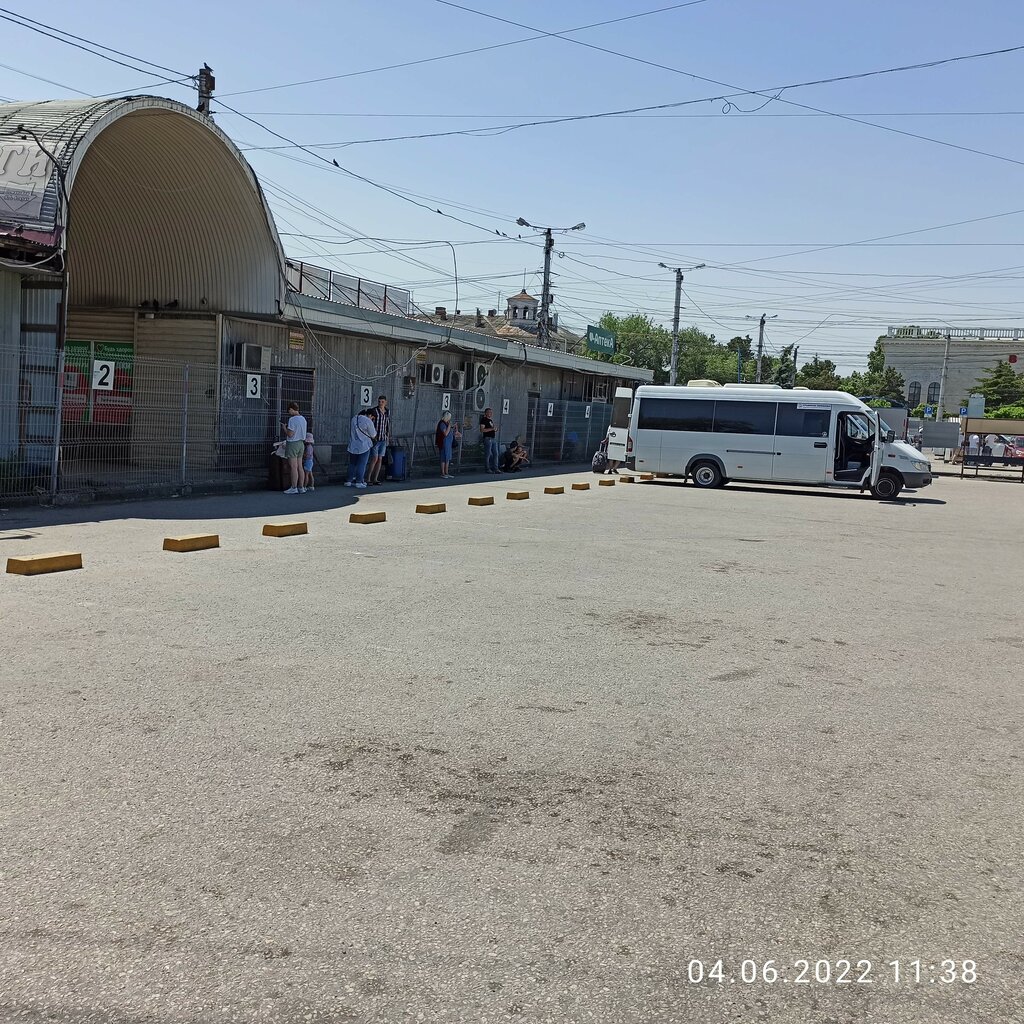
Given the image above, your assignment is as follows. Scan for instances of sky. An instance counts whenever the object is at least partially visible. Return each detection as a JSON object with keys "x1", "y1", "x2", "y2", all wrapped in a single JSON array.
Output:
[{"x1": 3, "y1": 0, "x2": 1024, "y2": 371}]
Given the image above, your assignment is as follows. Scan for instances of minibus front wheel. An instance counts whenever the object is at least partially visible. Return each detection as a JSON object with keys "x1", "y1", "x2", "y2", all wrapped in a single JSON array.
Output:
[
  {"x1": 870, "y1": 470, "x2": 903, "y2": 500},
  {"x1": 690, "y1": 461, "x2": 725, "y2": 489}
]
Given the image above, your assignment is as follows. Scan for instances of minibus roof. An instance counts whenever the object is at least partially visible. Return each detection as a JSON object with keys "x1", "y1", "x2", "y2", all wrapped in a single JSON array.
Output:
[{"x1": 635, "y1": 384, "x2": 872, "y2": 412}]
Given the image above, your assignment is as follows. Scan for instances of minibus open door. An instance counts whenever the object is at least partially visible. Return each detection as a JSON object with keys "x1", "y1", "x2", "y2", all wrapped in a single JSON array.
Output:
[
  {"x1": 868, "y1": 411, "x2": 896, "y2": 491},
  {"x1": 606, "y1": 387, "x2": 633, "y2": 463}
]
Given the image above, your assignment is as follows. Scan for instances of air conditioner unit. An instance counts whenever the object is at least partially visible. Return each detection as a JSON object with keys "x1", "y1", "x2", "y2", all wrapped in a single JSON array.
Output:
[
  {"x1": 449, "y1": 369, "x2": 466, "y2": 391},
  {"x1": 470, "y1": 361, "x2": 489, "y2": 388},
  {"x1": 472, "y1": 386, "x2": 488, "y2": 413},
  {"x1": 429, "y1": 363, "x2": 445, "y2": 385},
  {"x1": 239, "y1": 343, "x2": 271, "y2": 373}
]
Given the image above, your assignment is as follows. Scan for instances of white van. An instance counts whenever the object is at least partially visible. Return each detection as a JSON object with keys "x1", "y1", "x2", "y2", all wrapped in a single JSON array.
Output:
[{"x1": 624, "y1": 383, "x2": 932, "y2": 499}]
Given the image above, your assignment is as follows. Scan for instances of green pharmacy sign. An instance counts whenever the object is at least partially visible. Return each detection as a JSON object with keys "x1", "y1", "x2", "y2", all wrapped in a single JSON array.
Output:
[{"x1": 586, "y1": 325, "x2": 616, "y2": 355}]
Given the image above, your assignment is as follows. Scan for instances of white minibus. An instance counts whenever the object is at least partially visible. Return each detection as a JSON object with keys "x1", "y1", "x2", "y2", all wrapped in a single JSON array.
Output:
[{"x1": 624, "y1": 383, "x2": 932, "y2": 500}]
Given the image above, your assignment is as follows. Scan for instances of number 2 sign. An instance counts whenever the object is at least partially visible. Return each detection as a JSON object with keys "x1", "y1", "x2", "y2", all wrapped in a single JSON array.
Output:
[{"x1": 91, "y1": 360, "x2": 115, "y2": 391}]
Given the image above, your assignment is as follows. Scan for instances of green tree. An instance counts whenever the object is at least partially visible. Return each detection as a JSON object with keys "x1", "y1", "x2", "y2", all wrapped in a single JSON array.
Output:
[
  {"x1": 770, "y1": 344, "x2": 796, "y2": 386},
  {"x1": 866, "y1": 338, "x2": 886, "y2": 375},
  {"x1": 796, "y1": 355, "x2": 842, "y2": 390},
  {"x1": 726, "y1": 335, "x2": 753, "y2": 361},
  {"x1": 972, "y1": 360, "x2": 1024, "y2": 408},
  {"x1": 592, "y1": 313, "x2": 672, "y2": 382}
]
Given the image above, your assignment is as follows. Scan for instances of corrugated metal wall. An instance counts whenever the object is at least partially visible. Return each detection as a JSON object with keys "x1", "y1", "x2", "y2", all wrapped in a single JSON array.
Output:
[
  {"x1": 68, "y1": 109, "x2": 284, "y2": 314},
  {"x1": 133, "y1": 316, "x2": 218, "y2": 468},
  {"x1": 67, "y1": 309, "x2": 135, "y2": 345}
]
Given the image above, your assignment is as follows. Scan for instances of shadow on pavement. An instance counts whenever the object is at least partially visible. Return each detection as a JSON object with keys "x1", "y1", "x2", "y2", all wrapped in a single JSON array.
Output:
[
  {"x1": 640, "y1": 479, "x2": 947, "y2": 506},
  {"x1": 0, "y1": 464, "x2": 593, "y2": 529}
]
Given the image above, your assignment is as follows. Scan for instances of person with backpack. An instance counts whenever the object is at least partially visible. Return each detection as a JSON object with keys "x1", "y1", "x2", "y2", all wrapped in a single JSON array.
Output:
[{"x1": 436, "y1": 410, "x2": 461, "y2": 479}]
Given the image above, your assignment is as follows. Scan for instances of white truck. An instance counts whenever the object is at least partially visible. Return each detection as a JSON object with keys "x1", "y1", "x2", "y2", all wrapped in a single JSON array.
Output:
[{"x1": 620, "y1": 382, "x2": 932, "y2": 500}]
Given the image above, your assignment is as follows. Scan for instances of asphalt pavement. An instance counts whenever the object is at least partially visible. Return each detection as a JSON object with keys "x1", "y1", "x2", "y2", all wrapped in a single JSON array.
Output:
[{"x1": 0, "y1": 472, "x2": 1021, "y2": 1024}]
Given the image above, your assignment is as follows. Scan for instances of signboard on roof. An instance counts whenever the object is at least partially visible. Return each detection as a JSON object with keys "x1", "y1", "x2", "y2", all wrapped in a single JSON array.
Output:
[
  {"x1": 586, "y1": 325, "x2": 616, "y2": 355},
  {"x1": 0, "y1": 141, "x2": 56, "y2": 224}
]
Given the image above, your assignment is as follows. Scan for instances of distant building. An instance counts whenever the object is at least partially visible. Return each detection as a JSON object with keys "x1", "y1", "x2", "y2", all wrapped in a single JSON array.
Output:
[{"x1": 880, "y1": 326, "x2": 1024, "y2": 415}]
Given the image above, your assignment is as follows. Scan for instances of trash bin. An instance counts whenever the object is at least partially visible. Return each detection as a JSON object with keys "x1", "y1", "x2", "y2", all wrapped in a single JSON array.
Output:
[
  {"x1": 389, "y1": 448, "x2": 407, "y2": 481},
  {"x1": 268, "y1": 450, "x2": 287, "y2": 491}
]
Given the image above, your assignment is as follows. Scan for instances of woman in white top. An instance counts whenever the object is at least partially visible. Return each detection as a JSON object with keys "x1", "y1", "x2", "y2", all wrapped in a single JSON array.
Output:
[{"x1": 346, "y1": 408, "x2": 377, "y2": 488}]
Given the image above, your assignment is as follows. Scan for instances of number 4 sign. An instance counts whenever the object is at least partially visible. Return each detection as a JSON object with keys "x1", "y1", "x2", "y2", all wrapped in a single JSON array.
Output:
[{"x1": 92, "y1": 360, "x2": 115, "y2": 390}]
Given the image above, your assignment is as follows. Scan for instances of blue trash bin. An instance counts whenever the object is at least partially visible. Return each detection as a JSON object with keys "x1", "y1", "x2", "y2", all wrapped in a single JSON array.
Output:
[{"x1": 390, "y1": 448, "x2": 407, "y2": 481}]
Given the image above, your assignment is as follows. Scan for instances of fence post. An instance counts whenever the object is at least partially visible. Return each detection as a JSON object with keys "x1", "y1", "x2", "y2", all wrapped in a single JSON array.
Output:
[
  {"x1": 48, "y1": 347, "x2": 66, "y2": 500},
  {"x1": 409, "y1": 374, "x2": 421, "y2": 473},
  {"x1": 180, "y1": 364, "x2": 190, "y2": 486},
  {"x1": 558, "y1": 402, "x2": 568, "y2": 462},
  {"x1": 584, "y1": 405, "x2": 592, "y2": 456},
  {"x1": 529, "y1": 399, "x2": 538, "y2": 460}
]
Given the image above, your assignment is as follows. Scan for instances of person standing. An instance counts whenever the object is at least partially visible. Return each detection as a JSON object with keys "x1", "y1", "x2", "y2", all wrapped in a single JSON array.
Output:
[
  {"x1": 302, "y1": 432, "x2": 316, "y2": 492},
  {"x1": 480, "y1": 406, "x2": 498, "y2": 473},
  {"x1": 282, "y1": 402, "x2": 307, "y2": 494},
  {"x1": 435, "y1": 410, "x2": 460, "y2": 479},
  {"x1": 366, "y1": 394, "x2": 392, "y2": 486},
  {"x1": 345, "y1": 408, "x2": 377, "y2": 489}
]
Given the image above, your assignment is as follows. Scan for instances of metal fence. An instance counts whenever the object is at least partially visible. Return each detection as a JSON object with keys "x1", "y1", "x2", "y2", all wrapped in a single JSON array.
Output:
[{"x1": 0, "y1": 351, "x2": 611, "y2": 500}]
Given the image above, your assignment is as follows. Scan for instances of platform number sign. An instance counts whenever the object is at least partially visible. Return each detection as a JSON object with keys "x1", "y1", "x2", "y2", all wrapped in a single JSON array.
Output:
[
  {"x1": 502, "y1": 398, "x2": 510, "y2": 414},
  {"x1": 585, "y1": 405, "x2": 591, "y2": 419},
  {"x1": 91, "y1": 360, "x2": 116, "y2": 391},
  {"x1": 359, "y1": 384, "x2": 373, "y2": 407},
  {"x1": 441, "y1": 391, "x2": 452, "y2": 412},
  {"x1": 246, "y1": 373, "x2": 262, "y2": 399},
  {"x1": 547, "y1": 402, "x2": 555, "y2": 417}
]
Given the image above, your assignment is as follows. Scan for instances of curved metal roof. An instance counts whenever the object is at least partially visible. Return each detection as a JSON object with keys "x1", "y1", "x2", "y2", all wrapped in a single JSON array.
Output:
[{"x1": 0, "y1": 96, "x2": 285, "y2": 314}]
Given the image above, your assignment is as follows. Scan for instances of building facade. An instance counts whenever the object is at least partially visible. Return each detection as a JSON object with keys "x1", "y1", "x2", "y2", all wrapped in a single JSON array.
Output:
[
  {"x1": 880, "y1": 326, "x2": 1024, "y2": 416},
  {"x1": 0, "y1": 96, "x2": 650, "y2": 501}
]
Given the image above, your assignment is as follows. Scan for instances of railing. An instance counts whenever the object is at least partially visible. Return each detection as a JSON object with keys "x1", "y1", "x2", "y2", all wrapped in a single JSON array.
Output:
[
  {"x1": 286, "y1": 260, "x2": 412, "y2": 316},
  {"x1": 888, "y1": 326, "x2": 1024, "y2": 340}
]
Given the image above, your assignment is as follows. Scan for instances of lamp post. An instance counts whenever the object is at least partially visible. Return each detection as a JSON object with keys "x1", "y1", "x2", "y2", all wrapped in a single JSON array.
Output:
[
  {"x1": 517, "y1": 217, "x2": 585, "y2": 348},
  {"x1": 658, "y1": 263, "x2": 705, "y2": 385}
]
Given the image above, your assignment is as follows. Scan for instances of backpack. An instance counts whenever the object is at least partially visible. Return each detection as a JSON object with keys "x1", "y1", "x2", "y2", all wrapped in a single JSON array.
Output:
[{"x1": 592, "y1": 449, "x2": 609, "y2": 474}]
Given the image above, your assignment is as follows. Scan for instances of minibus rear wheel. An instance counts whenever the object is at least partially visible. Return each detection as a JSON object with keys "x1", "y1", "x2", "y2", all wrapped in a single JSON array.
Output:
[
  {"x1": 690, "y1": 461, "x2": 724, "y2": 489},
  {"x1": 871, "y1": 470, "x2": 903, "y2": 500}
]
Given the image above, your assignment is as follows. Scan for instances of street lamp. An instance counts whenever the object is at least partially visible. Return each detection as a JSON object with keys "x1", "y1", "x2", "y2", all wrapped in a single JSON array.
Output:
[
  {"x1": 658, "y1": 263, "x2": 705, "y2": 385},
  {"x1": 515, "y1": 217, "x2": 586, "y2": 347}
]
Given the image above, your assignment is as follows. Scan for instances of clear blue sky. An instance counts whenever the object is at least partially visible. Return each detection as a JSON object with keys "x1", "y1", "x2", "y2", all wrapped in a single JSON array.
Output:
[{"x1": 4, "y1": 0, "x2": 1024, "y2": 369}]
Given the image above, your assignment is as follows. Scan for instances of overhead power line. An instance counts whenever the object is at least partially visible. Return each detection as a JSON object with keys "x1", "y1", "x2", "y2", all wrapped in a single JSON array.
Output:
[
  {"x1": 432, "y1": 1, "x2": 1024, "y2": 172},
  {"x1": 0, "y1": 7, "x2": 192, "y2": 82},
  {"x1": 217, "y1": 0, "x2": 711, "y2": 98}
]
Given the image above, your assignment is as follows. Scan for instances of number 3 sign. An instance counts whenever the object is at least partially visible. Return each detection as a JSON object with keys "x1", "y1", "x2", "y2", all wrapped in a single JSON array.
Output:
[{"x1": 246, "y1": 374, "x2": 262, "y2": 399}]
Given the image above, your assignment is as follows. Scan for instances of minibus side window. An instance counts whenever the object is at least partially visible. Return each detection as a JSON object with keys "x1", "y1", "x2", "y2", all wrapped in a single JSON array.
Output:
[
  {"x1": 711, "y1": 401, "x2": 777, "y2": 435},
  {"x1": 776, "y1": 406, "x2": 831, "y2": 438},
  {"x1": 637, "y1": 398, "x2": 714, "y2": 431}
]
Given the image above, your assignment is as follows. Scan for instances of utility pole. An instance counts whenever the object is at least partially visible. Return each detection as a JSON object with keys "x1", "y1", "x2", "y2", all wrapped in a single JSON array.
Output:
[
  {"x1": 669, "y1": 268, "x2": 683, "y2": 385},
  {"x1": 197, "y1": 64, "x2": 216, "y2": 116},
  {"x1": 516, "y1": 216, "x2": 585, "y2": 349},
  {"x1": 539, "y1": 228, "x2": 554, "y2": 349},
  {"x1": 659, "y1": 262, "x2": 705, "y2": 385},
  {"x1": 936, "y1": 332, "x2": 952, "y2": 419},
  {"x1": 755, "y1": 314, "x2": 766, "y2": 383},
  {"x1": 791, "y1": 346, "x2": 799, "y2": 387},
  {"x1": 748, "y1": 312, "x2": 777, "y2": 383}
]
